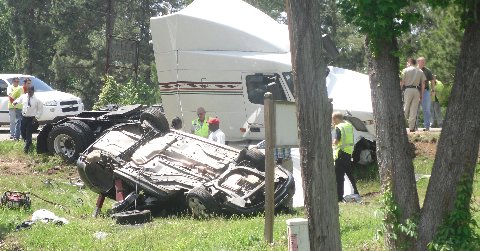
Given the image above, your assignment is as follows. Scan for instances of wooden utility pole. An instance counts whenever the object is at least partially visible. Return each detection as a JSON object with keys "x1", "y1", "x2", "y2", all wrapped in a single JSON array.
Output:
[
  {"x1": 104, "y1": 0, "x2": 115, "y2": 76},
  {"x1": 286, "y1": 0, "x2": 342, "y2": 250},
  {"x1": 263, "y1": 92, "x2": 275, "y2": 243}
]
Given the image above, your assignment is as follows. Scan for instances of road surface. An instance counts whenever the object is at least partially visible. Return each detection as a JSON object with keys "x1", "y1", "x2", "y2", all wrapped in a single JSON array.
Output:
[{"x1": 0, "y1": 126, "x2": 38, "y2": 141}]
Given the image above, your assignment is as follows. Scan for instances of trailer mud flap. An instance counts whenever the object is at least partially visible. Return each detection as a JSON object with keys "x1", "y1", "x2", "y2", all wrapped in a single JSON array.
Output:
[{"x1": 36, "y1": 123, "x2": 53, "y2": 154}]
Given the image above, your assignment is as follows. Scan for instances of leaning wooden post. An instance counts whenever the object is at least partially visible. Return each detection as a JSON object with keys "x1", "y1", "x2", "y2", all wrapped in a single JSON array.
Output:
[{"x1": 264, "y1": 92, "x2": 276, "y2": 244}]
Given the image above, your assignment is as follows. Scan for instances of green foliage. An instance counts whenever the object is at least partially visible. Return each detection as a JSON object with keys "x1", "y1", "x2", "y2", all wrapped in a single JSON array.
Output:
[
  {"x1": 428, "y1": 174, "x2": 480, "y2": 251},
  {"x1": 0, "y1": 2, "x2": 14, "y2": 72},
  {"x1": 339, "y1": 0, "x2": 422, "y2": 54},
  {"x1": 399, "y1": 4, "x2": 463, "y2": 85},
  {"x1": 244, "y1": 0, "x2": 286, "y2": 22},
  {"x1": 377, "y1": 184, "x2": 418, "y2": 249},
  {"x1": 93, "y1": 75, "x2": 160, "y2": 109}
]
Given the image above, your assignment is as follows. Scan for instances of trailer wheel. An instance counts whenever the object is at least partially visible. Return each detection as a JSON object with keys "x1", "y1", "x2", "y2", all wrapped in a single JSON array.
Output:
[
  {"x1": 140, "y1": 108, "x2": 170, "y2": 134},
  {"x1": 111, "y1": 210, "x2": 152, "y2": 225},
  {"x1": 186, "y1": 186, "x2": 218, "y2": 218},
  {"x1": 68, "y1": 120, "x2": 94, "y2": 141},
  {"x1": 47, "y1": 122, "x2": 90, "y2": 163}
]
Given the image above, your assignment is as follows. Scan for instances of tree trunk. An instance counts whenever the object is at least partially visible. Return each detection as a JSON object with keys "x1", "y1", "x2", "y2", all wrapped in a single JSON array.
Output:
[
  {"x1": 286, "y1": 1, "x2": 342, "y2": 250},
  {"x1": 365, "y1": 37, "x2": 420, "y2": 250},
  {"x1": 415, "y1": 11, "x2": 480, "y2": 251}
]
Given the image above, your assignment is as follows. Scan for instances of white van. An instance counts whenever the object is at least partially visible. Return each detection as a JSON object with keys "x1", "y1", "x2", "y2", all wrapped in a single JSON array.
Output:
[{"x1": 0, "y1": 74, "x2": 84, "y2": 126}]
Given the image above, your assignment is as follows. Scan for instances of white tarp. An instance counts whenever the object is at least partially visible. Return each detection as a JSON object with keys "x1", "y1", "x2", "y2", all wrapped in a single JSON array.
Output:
[
  {"x1": 150, "y1": 0, "x2": 289, "y2": 54},
  {"x1": 291, "y1": 149, "x2": 354, "y2": 207}
]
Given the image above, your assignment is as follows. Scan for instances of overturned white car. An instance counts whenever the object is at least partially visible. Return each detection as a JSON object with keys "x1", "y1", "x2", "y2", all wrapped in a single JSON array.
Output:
[{"x1": 77, "y1": 109, "x2": 294, "y2": 217}]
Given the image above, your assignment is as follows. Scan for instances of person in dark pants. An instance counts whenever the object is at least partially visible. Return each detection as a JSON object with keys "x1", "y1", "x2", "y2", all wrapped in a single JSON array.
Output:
[
  {"x1": 332, "y1": 112, "x2": 360, "y2": 202},
  {"x1": 13, "y1": 86, "x2": 43, "y2": 153}
]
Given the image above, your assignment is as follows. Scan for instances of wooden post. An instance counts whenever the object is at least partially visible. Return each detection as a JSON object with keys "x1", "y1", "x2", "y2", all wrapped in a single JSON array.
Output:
[{"x1": 264, "y1": 92, "x2": 276, "y2": 243}]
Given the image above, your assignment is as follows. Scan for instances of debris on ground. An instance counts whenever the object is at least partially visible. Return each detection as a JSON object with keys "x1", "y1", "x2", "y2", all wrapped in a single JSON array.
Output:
[
  {"x1": 1, "y1": 191, "x2": 31, "y2": 210},
  {"x1": 15, "y1": 209, "x2": 69, "y2": 231},
  {"x1": 111, "y1": 210, "x2": 152, "y2": 225},
  {"x1": 93, "y1": 231, "x2": 109, "y2": 240}
]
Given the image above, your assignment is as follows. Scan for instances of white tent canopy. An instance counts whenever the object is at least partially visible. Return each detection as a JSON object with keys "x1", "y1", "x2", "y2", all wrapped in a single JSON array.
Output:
[{"x1": 150, "y1": 0, "x2": 289, "y2": 53}]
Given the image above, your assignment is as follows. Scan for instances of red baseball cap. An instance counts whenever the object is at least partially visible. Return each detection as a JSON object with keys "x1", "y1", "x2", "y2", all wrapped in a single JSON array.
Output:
[{"x1": 207, "y1": 118, "x2": 220, "y2": 124}]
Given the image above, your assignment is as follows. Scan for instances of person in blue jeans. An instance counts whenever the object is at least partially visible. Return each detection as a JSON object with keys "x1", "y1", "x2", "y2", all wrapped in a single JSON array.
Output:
[
  {"x1": 7, "y1": 77, "x2": 23, "y2": 140},
  {"x1": 417, "y1": 57, "x2": 435, "y2": 131}
]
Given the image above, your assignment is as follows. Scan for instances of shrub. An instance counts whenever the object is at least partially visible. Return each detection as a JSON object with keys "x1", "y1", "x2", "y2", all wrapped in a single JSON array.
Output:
[{"x1": 94, "y1": 75, "x2": 161, "y2": 110}]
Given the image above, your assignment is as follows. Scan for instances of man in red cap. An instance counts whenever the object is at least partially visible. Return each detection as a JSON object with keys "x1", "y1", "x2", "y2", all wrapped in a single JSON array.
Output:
[{"x1": 207, "y1": 117, "x2": 225, "y2": 144}]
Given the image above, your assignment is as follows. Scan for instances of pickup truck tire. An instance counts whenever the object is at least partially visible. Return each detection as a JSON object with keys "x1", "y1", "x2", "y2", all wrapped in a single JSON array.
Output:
[
  {"x1": 245, "y1": 148, "x2": 266, "y2": 172},
  {"x1": 186, "y1": 186, "x2": 218, "y2": 218},
  {"x1": 111, "y1": 210, "x2": 152, "y2": 225},
  {"x1": 140, "y1": 108, "x2": 170, "y2": 134},
  {"x1": 47, "y1": 122, "x2": 91, "y2": 163}
]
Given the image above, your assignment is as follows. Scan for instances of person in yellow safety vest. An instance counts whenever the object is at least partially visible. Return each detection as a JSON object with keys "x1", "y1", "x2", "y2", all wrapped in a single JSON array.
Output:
[
  {"x1": 191, "y1": 107, "x2": 210, "y2": 138},
  {"x1": 7, "y1": 77, "x2": 23, "y2": 140},
  {"x1": 332, "y1": 111, "x2": 360, "y2": 202}
]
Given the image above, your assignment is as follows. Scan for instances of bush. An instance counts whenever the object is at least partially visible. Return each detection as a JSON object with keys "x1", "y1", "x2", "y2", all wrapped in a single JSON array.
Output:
[{"x1": 93, "y1": 75, "x2": 161, "y2": 110}]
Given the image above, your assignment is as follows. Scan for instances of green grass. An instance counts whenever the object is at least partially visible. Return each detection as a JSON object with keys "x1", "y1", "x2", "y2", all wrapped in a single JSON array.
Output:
[{"x1": 0, "y1": 139, "x2": 478, "y2": 251}]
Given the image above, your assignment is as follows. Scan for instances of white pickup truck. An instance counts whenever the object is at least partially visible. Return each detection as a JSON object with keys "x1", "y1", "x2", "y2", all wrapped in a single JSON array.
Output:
[{"x1": 0, "y1": 74, "x2": 84, "y2": 127}]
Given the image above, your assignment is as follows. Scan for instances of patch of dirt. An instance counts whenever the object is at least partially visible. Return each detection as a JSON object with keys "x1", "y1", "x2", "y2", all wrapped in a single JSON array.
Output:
[
  {"x1": 0, "y1": 158, "x2": 32, "y2": 175},
  {"x1": 413, "y1": 141, "x2": 437, "y2": 159}
]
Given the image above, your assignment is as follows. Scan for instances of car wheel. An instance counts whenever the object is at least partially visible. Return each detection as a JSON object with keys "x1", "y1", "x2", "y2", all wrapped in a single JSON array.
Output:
[
  {"x1": 77, "y1": 162, "x2": 114, "y2": 194},
  {"x1": 243, "y1": 148, "x2": 266, "y2": 172},
  {"x1": 111, "y1": 210, "x2": 152, "y2": 225},
  {"x1": 47, "y1": 122, "x2": 90, "y2": 163},
  {"x1": 186, "y1": 186, "x2": 218, "y2": 218},
  {"x1": 140, "y1": 108, "x2": 170, "y2": 134}
]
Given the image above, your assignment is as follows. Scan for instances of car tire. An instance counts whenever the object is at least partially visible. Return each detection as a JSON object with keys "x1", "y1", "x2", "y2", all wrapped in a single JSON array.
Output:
[
  {"x1": 111, "y1": 210, "x2": 152, "y2": 225},
  {"x1": 47, "y1": 122, "x2": 90, "y2": 163},
  {"x1": 186, "y1": 186, "x2": 218, "y2": 218},
  {"x1": 140, "y1": 108, "x2": 170, "y2": 134},
  {"x1": 245, "y1": 148, "x2": 266, "y2": 172},
  {"x1": 77, "y1": 162, "x2": 114, "y2": 194}
]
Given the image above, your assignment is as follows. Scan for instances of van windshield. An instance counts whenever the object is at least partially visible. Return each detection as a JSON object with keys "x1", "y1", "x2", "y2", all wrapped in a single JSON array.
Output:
[
  {"x1": 282, "y1": 72, "x2": 294, "y2": 97},
  {"x1": 7, "y1": 77, "x2": 54, "y2": 92}
]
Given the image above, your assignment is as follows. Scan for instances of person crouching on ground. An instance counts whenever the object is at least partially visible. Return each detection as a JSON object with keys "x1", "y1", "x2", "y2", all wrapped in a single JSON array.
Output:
[
  {"x1": 13, "y1": 86, "x2": 43, "y2": 153},
  {"x1": 332, "y1": 112, "x2": 360, "y2": 202},
  {"x1": 207, "y1": 118, "x2": 225, "y2": 145}
]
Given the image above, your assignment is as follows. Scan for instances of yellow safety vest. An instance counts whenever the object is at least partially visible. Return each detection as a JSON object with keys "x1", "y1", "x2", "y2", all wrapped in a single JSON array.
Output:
[
  {"x1": 8, "y1": 85, "x2": 23, "y2": 109},
  {"x1": 192, "y1": 118, "x2": 209, "y2": 138},
  {"x1": 333, "y1": 121, "x2": 354, "y2": 160}
]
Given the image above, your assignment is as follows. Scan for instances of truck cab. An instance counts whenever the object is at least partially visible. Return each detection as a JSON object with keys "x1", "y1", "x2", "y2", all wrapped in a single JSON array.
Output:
[{"x1": 150, "y1": 0, "x2": 376, "y2": 151}]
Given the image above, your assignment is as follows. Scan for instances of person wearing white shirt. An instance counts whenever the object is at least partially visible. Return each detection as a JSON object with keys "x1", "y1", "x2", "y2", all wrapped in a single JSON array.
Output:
[
  {"x1": 13, "y1": 86, "x2": 43, "y2": 153},
  {"x1": 207, "y1": 117, "x2": 225, "y2": 145}
]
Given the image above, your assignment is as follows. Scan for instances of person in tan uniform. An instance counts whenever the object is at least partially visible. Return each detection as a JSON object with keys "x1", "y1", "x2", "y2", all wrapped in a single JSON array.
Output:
[{"x1": 400, "y1": 58, "x2": 426, "y2": 132}]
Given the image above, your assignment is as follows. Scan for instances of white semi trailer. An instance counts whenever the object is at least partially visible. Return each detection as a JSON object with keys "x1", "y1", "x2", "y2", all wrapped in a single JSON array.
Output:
[{"x1": 150, "y1": 0, "x2": 376, "y2": 165}]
